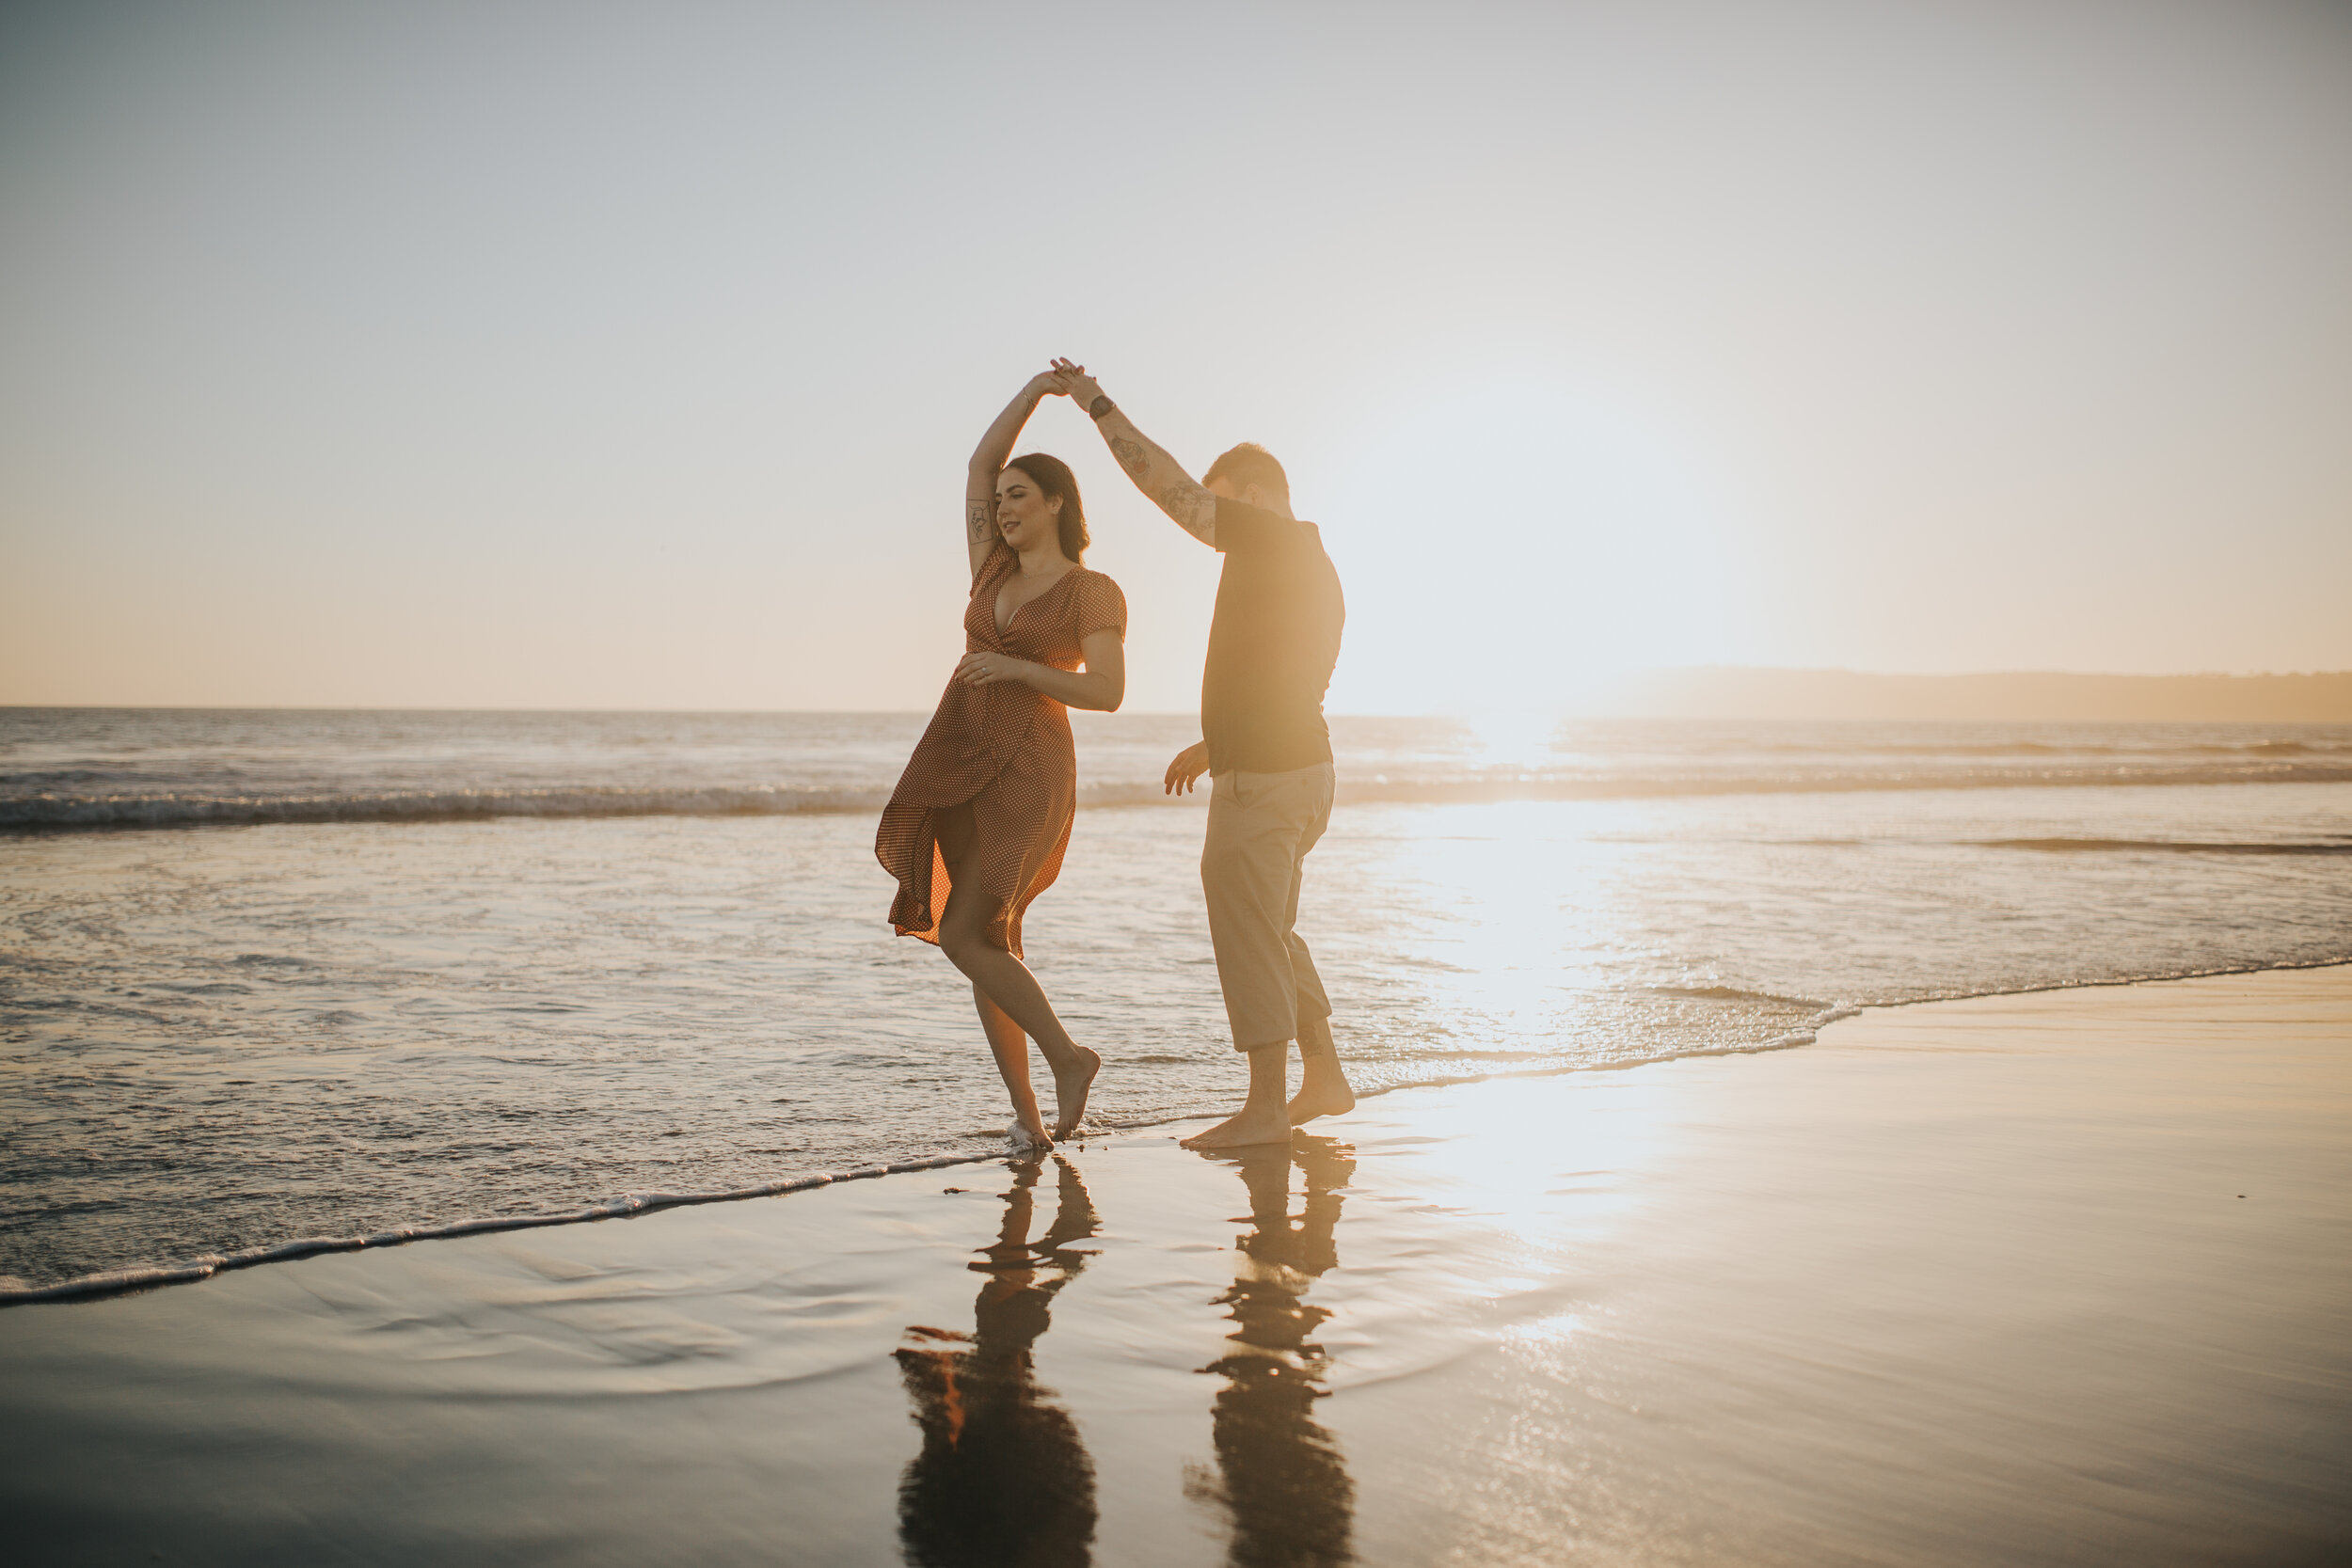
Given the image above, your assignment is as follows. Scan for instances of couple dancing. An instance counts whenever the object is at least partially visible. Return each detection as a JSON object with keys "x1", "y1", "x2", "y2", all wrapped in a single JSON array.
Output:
[{"x1": 874, "y1": 360, "x2": 1354, "y2": 1152}]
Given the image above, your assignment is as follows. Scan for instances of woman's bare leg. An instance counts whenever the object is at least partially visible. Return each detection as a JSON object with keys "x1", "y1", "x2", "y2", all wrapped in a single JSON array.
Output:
[
  {"x1": 940, "y1": 899, "x2": 1101, "y2": 1139},
  {"x1": 932, "y1": 809, "x2": 1100, "y2": 1138},
  {"x1": 972, "y1": 981, "x2": 1050, "y2": 1147}
]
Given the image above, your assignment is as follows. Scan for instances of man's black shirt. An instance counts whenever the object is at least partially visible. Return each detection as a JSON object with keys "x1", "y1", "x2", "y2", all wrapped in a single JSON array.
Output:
[{"x1": 1202, "y1": 498, "x2": 1345, "y2": 775}]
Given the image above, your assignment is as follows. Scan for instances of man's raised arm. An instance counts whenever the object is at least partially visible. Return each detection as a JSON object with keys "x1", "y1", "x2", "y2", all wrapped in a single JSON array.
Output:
[{"x1": 1048, "y1": 358, "x2": 1216, "y2": 548}]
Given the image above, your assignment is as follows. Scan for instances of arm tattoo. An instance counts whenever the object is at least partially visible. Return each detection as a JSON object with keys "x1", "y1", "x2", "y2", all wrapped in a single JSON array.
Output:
[
  {"x1": 966, "y1": 499, "x2": 993, "y2": 545},
  {"x1": 1110, "y1": 436, "x2": 1151, "y2": 480},
  {"x1": 1157, "y1": 477, "x2": 1215, "y2": 542}
]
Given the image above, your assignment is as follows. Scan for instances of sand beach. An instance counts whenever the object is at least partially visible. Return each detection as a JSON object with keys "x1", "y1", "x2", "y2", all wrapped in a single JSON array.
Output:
[{"x1": 4, "y1": 964, "x2": 2345, "y2": 1565}]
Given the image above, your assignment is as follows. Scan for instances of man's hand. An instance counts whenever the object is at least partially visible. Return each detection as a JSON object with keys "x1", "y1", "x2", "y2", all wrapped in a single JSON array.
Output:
[
  {"x1": 1165, "y1": 741, "x2": 1211, "y2": 795},
  {"x1": 1048, "y1": 358, "x2": 1104, "y2": 408},
  {"x1": 1051, "y1": 356, "x2": 1217, "y2": 546}
]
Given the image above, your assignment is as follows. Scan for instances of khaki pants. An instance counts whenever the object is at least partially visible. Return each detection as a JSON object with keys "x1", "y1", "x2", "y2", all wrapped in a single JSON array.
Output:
[{"x1": 1201, "y1": 762, "x2": 1334, "y2": 1052}]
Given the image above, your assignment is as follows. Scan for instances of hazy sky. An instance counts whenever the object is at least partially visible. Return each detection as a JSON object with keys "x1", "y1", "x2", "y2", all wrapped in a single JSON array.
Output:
[{"x1": 4, "y1": 0, "x2": 2347, "y2": 713}]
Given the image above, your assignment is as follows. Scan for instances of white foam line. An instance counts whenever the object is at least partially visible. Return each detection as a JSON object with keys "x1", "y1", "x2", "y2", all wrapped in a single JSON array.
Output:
[
  {"x1": 0, "y1": 1157, "x2": 1003, "y2": 1306},
  {"x1": 1095, "y1": 1005, "x2": 1878, "y2": 1136},
  {"x1": 11, "y1": 763, "x2": 2350, "y2": 832}
]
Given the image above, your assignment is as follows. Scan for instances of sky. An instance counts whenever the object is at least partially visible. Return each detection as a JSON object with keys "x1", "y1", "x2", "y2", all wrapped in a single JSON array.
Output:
[{"x1": 2, "y1": 0, "x2": 2347, "y2": 715}]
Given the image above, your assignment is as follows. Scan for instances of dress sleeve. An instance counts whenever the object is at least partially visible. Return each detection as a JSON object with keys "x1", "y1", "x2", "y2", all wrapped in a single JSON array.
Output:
[{"x1": 1073, "y1": 572, "x2": 1128, "y2": 641}]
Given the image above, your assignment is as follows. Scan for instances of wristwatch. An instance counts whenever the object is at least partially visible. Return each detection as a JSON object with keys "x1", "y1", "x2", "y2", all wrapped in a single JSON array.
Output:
[{"x1": 1088, "y1": 394, "x2": 1116, "y2": 421}]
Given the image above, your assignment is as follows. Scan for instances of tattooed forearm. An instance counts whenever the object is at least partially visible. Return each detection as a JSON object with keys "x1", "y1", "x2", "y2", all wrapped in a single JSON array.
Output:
[
  {"x1": 1094, "y1": 407, "x2": 1216, "y2": 546},
  {"x1": 1157, "y1": 478, "x2": 1215, "y2": 541},
  {"x1": 967, "y1": 499, "x2": 994, "y2": 545}
]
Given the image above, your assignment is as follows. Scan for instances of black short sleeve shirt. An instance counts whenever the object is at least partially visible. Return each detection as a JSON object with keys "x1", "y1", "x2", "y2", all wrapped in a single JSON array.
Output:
[{"x1": 1202, "y1": 499, "x2": 1345, "y2": 775}]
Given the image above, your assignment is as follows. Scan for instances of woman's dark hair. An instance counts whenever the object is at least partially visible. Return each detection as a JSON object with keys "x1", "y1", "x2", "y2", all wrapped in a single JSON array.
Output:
[{"x1": 1006, "y1": 452, "x2": 1088, "y2": 563}]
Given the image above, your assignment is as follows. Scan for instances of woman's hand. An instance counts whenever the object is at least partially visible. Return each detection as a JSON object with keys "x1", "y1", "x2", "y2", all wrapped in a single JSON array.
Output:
[
  {"x1": 1025, "y1": 370, "x2": 1065, "y2": 402},
  {"x1": 1164, "y1": 741, "x2": 1211, "y2": 795},
  {"x1": 956, "y1": 652, "x2": 1033, "y2": 689},
  {"x1": 1048, "y1": 358, "x2": 1103, "y2": 407}
]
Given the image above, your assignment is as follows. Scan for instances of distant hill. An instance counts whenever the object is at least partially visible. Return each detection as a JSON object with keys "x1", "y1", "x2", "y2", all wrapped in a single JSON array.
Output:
[{"x1": 1590, "y1": 669, "x2": 2352, "y2": 722}]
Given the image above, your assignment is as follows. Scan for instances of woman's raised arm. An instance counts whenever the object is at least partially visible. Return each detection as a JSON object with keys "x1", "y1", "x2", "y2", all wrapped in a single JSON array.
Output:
[{"x1": 965, "y1": 373, "x2": 1064, "y2": 580}]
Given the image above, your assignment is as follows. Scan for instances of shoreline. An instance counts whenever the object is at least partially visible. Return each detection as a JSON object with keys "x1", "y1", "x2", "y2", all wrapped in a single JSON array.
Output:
[
  {"x1": 8, "y1": 957, "x2": 2346, "y2": 1307},
  {"x1": 4, "y1": 963, "x2": 2344, "y2": 1564}
]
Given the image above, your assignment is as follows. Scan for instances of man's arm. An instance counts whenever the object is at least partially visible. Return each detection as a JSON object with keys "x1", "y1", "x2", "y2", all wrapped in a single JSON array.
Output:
[{"x1": 1048, "y1": 359, "x2": 1216, "y2": 548}]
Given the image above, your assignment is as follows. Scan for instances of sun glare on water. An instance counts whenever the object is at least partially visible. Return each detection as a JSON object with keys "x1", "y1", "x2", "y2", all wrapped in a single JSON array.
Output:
[
  {"x1": 1411, "y1": 1072, "x2": 1669, "y2": 1261},
  {"x1": 1468, "y1": 709, "x2": 1564, "y2": 773}
]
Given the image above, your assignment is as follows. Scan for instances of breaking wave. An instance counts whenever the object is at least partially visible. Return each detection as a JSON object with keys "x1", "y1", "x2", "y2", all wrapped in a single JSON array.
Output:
[{"x1": 10, "y1": 762, "x2": 2352, "y2": 832}]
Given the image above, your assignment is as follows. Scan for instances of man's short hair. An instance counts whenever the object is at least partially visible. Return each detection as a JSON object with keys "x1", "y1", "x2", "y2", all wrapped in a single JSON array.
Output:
[{"x1": 1202, "y1": 442, "x2": 1290, "y2": 507}]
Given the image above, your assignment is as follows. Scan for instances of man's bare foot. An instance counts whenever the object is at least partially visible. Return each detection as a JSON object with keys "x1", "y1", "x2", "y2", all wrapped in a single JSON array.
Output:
[
  {"x1": 1180, "y1": 1108, "x2": 1294, "y2": 1149},
  {"x1": 1048, "y1": 1046, "x2": 1100, "y2": 1141},
  {"x1": 1287, "y1": 1075, "x2": 1357, "y2": 1126}
]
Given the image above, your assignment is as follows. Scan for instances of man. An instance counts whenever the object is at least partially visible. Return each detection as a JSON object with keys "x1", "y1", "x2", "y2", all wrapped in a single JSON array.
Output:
[{"x1": 1047, "y1": 358, "x2": 1355, "y2": 1148}]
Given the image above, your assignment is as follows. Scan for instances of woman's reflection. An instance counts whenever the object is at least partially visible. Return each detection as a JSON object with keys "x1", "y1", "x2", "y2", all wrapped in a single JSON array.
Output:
[
  {"x1": 1190, "y1": 1135, "x2": 1358, "y2": 1568},
  {"x1": 896, "y1": 1154, "x2": 1101, "y2": 1568}
]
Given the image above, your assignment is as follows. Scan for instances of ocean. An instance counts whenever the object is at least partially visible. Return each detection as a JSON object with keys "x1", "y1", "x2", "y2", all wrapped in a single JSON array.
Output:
[{"x1": 4, "y1": 707, "x2": 2348, "y2": 1298}]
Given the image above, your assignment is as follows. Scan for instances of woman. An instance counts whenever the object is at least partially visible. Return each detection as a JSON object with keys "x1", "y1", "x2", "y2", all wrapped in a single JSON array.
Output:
[{"x1": 875, "y1": 371, "x2": 1125, "y2": 1149}]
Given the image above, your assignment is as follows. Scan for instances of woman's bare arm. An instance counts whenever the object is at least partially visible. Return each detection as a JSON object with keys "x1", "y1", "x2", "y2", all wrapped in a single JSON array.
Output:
[
  {"x1": 953, "y1": 630, "x2": 1125, "y2": 712},
  {"x1": 965, "y1": 373, "x2": 1064, "y2": 579},
  {"x1": 1047, "y1": 359, "x2": 1216, "y2": 547}
]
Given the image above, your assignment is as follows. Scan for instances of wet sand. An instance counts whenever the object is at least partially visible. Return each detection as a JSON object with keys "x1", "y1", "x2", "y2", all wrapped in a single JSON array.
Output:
[{"x1": 3, "y1": 966, "x2": 2346, "y2": 1566}]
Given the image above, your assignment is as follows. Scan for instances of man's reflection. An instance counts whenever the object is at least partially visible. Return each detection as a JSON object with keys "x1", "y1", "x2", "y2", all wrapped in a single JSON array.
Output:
[
  {"x1": 896, "y1": 1154, "x2": 1100, "y2": 1568},
  {"x1": 1191, "y1": 1135, "x2": 1357, "y2": 1567}
]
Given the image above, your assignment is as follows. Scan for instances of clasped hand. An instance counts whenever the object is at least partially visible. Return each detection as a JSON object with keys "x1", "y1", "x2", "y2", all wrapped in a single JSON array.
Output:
[
  {"x1": 1044, "y1": 357, "x2": 1102, "y2": 406},
  {"x1": 1018, "y1": 357, "x2": 1100, "y2": 410},
  {"x1": 957, "y1": 651, "x2": 1028, "y2": 688}
]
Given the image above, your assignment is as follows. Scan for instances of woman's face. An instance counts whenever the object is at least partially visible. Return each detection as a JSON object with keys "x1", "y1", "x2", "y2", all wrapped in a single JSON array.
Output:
[{"x1": 994, "y1": 468, "x2": 1061, "y2": 555}]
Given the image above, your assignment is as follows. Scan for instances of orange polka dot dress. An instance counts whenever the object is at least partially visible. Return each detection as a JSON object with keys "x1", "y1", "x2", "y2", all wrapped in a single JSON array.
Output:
[{"x1": 877, "y1": 544, "x2": 1127, "y2": 958}]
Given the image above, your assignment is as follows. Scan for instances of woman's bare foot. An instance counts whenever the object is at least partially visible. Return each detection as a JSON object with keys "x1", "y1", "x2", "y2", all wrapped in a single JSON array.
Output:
[
  {"x1": 1049, "y1": 1046, "x2": 1101, "y2": 1141},
  {"x1": 1179, "y1": 1107, "x2": 1294, "y2": 1149},
  {"x1": 1009, "y1": 1109, "x2": 1052, "y2": 1152}
]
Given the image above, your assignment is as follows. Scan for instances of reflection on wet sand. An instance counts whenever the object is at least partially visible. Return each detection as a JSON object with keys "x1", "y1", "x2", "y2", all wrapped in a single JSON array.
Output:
[
  {"x1": 896, "y1": 1154, "x2": 1102, "y2": 1568},
  {"x1": 1190, "y1": 1136, "x2": 1358, "y2": 1568}
]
